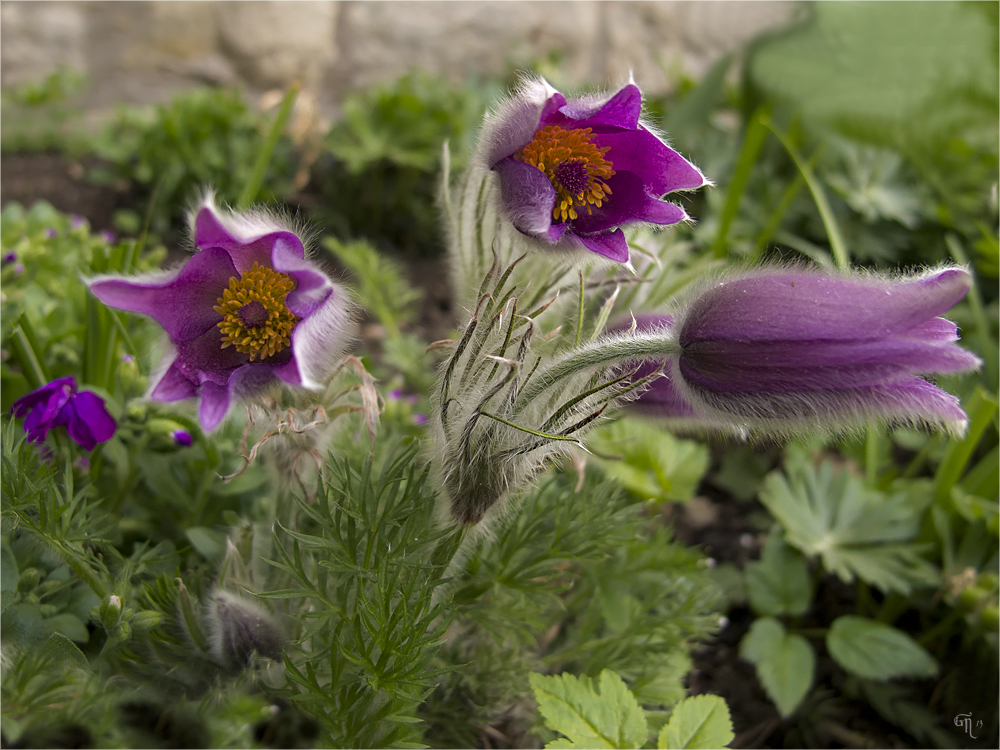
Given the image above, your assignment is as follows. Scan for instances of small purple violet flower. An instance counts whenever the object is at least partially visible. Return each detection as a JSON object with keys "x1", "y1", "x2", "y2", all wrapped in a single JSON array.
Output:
[
  {"x1": 626, "y1": 267, "x2": 980, "y2": 435},
  {"x1": 100, "y1": 230, "x2": 117, "y2": 244},
  {"x1": 480, "y1": 77, "x2": 707, "y2": 264},
  {"x1": 2, "y1": 252, "x2": 17, "y2": 264},
  {"x1": 45, "y1": 228, "x2": 58, "y2": 239},
  {"x1": 89, "y1": 197, "x2": 355, "y2": 430},
  {"x1": 10, "y1": 376, "x2": 117, "y2": 450}
]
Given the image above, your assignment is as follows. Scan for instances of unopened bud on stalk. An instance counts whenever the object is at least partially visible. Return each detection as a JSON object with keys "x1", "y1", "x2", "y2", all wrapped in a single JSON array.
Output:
[
  {"x1": 429, "y1": 256, "x2": 672, "y2": 525},
  {"x1": 99, "y1": 594, "x2": 123, "y2": 630},
  {"x1": 206, "y1": 591, "x2": 283, "y2": 672}
]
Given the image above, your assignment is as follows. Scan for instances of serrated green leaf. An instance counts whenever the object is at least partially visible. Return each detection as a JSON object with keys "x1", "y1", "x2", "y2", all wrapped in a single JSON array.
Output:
[
  {"x1": 759, "y1": 450, "x2": 939, "y2": 593},
  {"x1": 745, "y1": 534, "x2": 811, "y2": 617},
  {"x1": 631, "y1": 651, "x2": 692, "y2": 710},
  {"x1": 40, "y1": 632, "x2": 88, "y2": 668},
  {"x1": 826, "y1": 616, "x2": 938, "y2": 681},
  {"x1": 739, "y1": 617, "x2": 814, "y2": 717},
  {"x1": 658, "y1": 694, "x2": 734, "y2": 749},
  {"x1": 530, "y1": 669, "x2": 648, "y2": 749}
]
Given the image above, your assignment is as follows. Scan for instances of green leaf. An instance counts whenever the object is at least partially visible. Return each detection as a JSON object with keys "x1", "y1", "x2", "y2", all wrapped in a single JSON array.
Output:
[
  {"x1": 530, "y1": 669, "x2": 648, "y2": 749},
  {"x1": 588, "y1": 418, "x2": 710, "y2": 502},
  {"x1": 40, "y1": 632, "x2": 88, "y2": 668},
  {"x1": 631, "y1": 651, "x2": 692, "y2": 710},
  {"x1": 759, "y1": 449, "x2": 939, "y2": 594},
  {"x1": 185, "y1": 526, "x2": 228, "y2": 563},
  {"x1": 1, "y1": 543, "x2": 18, "y2": 591},
  {"x1": 658, "y1": 694, "x2": 734, "y2": 749},
  {"x1": 745, "y1": 534, "x2": 812, "y2": 617},
  {"x1": 749, "y1": 2, "x2": 997, "y2": 149},
  {"x1": 826, "y1": 616, "x2": 938, "y2": 681},
  {"x1": 739, "y1": 617, "x2": 814, "y2": 717},
  {"x1": 43, "y1": 613, "x2": 90, "y2": 644}
]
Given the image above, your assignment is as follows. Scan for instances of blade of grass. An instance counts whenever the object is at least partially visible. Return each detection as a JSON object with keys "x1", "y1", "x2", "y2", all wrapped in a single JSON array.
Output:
[
  {"x1": 945, "y1": 233, "x2": 998, "y2": 388},
  {"x1": 712, "y1": 104, "x2": 770, "y2": 259},
  {"x1": 237, "y1": 82, "x2": 300, "y2": 208},
  {"x1": 762, "y1": 117, "x2": 849, "y2": 270},
  {"x1": 753, "y1": 171, "x2": 806, "y2": 259},
  {"x1": 10, "y1": 319, "x2": 48, "y2": 389},
  {"x1": 934, "y1": 387, "x2": 998, "y2": 505}
]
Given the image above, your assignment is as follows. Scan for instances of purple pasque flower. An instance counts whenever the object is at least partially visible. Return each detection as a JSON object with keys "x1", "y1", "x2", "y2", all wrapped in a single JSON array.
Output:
[
  {"x1": 10, "y1": 376, "x2": 117, "y2": 450},
  {"x1": 481, "y1": 77, "x2": 707, "y2": 264},
  {"x1": 89, "y1": 197, "x2": 355, "y2": 431},
  {"x1": 627, "y1": 267, "x2": 980, "y2": 435}
]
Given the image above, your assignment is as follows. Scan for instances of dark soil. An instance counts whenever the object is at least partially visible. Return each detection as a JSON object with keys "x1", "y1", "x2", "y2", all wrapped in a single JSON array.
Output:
[{"x1": 1, "y1": 152, "x2": 125, "y2": 233}]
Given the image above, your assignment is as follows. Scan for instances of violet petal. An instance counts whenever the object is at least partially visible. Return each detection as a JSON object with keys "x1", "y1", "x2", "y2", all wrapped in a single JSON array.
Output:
[
  {"x1": 494, "y1": 157, "x2": 556, "y2": 237},
  {"x1": 90, "y1": 247, "x2": 237, "y2": 342},
  {"x1": 198, "y1": 381, "x2": 231, "y2": 431},
  {"x1": 574, "y1": 230, "x2": 630, "y2": 263},
  {"x1": 150, "y1": 361, "x2": 199, "y2": 402},
  {"x1": 65, "y1": 391, "x2": 116, "y2": 450},
  {"x1": 571, "y1": 171, "x2": 689, "y2": 235},
  {"x1": 555, "y1": 83, "x2": 642, "y2": 129},
  {"x1": 593, "y1": 128, "x2": 708, "y2": 194},
  {"x1": 681, "y1": 269, "x2": 973, "y2": 345}
]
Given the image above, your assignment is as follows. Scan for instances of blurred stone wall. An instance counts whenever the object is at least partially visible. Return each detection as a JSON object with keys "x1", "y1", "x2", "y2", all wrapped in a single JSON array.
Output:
[{"x1": 1, "y1": 1, "x2": 795, "y2": 113}]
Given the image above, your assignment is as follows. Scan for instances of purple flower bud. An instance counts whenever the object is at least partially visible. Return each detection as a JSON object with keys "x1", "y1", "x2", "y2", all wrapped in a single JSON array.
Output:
[
  {"x1": 481, "y1": 77, "x2": 707, "y2": 264},
  {"x1": 2, "y1": 252, "x2": 16, "y2": 264},
  {"x1": 89, "y1": 196, "x2": 356, "y2": 430},
  {"x1": 172, "y1": 429, "x2": 194, "y2": 447},
  {"x1": 100, "y1": 230, "x2": 116, "y2": 244},
  {"x1": 10, "y1": 376, "x2": 117, "y2": 450},
  {"x1": 627, "y1": 267, "x2": 980, "y2": 435},
  {"x1": 388, "y1": 388, "x2": 403, "y2": 401},
  {"x1": 45, "y1": 228, "x2": 58, "y2": 239},
  {"x1": 412, "y1": 413, "x2": 428, "y2": 426},
  {"x1": 71, "y1": 215, "x2": 86, "y2": 230}
]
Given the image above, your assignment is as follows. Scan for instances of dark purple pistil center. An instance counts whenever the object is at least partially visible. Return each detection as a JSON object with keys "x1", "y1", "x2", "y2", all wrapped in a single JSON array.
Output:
[
  {"x1": 237, "y1": 300, "x2": 269, "y2": 329},
  {"x1": 553, "y1": 159, "x2": 590, "y2": 196}
]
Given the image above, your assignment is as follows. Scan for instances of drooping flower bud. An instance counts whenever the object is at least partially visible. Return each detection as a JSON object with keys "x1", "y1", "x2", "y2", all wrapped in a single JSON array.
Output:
[{"x1": 626, "y1": 266, "x2": 980, "y2": 436}]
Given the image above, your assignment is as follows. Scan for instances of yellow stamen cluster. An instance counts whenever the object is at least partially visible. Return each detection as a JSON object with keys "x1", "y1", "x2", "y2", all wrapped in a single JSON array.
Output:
[
  {"x1": 515, "y1": 125, "x2": 615, "y2": 223},
  {"x1": 214, "y1": 263, "x2": 299, "y2": 361}
]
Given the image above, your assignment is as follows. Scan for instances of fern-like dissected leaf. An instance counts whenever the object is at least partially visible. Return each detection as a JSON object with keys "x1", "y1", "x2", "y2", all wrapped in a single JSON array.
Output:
[{"x1": 759, "y1": 448, "x2": 939, "y2": 594}]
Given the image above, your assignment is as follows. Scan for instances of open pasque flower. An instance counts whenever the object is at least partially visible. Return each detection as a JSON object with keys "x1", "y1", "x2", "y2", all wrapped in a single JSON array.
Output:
[
  {"x1": 10, "y1": 376, "x2": 116, "y2": 450},
  {"x1": 626, "y1": 267, "x2": 980, "y2": 435},
  {"x1": 480, "y1": 77, "x2": 707, "y2": 264},
  {"x1": 90, "y1": 198, "x2": 354, "y2": 430}
]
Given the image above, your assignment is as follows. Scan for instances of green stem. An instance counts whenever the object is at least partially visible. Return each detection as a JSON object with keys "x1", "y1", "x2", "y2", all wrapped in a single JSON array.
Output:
[
  {"x1": 238, "y1": 82, "x2": 300, "y2": 208},
  {"x1": 944, "y1": 233, "x2": 997, "y2": 387},
  {"x1": 762, "y1": 118, "x2": 849, "y2": 270},
  {"x1": 713, "y1": 105, "x2": 770, "y2": 258},
  {"x1": 12, "y1": 323, "x2": 48, "y2": 389}
]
